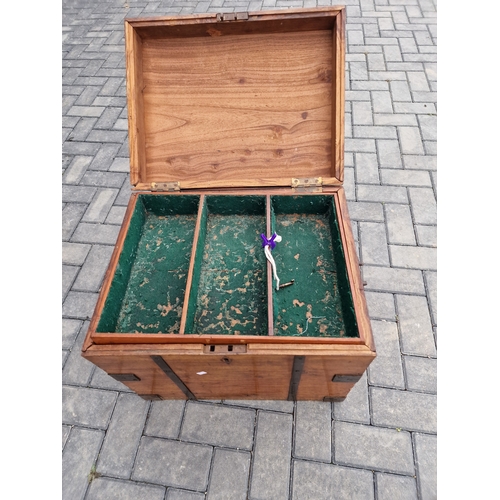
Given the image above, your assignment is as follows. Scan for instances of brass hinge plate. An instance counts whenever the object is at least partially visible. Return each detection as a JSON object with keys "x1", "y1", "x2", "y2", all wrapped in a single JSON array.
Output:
[
  {"x1": 151, "y1": 181, "x2": 180, "y2": 192},
  {"x1": 216, "y1": 12, "x2": 249, "y2": 21},
  {"x1": 291, "y1": 177, "x2": 323, "y2": 193}
]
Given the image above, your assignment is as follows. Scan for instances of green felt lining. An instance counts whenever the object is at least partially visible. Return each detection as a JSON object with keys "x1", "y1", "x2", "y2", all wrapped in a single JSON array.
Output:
[
  {"x1": 185, "y1": 196, "x2": 268, "y2": 335},
  {"x1": 270, "y1": 195, "x2": 358, "y2": 338},
  {"x1": 96, "y1": 194, "x2": 358, "y2": 339},
  {"x1": 96, "y1": 195, "x2": 199, "y2": 333}
]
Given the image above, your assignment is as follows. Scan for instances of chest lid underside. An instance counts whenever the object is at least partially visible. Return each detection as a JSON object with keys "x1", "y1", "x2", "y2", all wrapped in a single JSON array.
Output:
[{"x1": 125, "y1": 6, "x2": 346, "y2": 191}]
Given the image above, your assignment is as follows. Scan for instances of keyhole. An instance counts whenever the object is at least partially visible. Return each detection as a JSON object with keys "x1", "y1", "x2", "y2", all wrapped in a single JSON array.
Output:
[{"x1": 221, "y1": 357, "x2": 232, "y2": 365}]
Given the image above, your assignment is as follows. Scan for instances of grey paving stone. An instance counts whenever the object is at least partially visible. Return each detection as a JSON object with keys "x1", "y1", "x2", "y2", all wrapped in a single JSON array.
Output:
[
  {"x1": 98, "y1": 393, "x2": 150, "y2": 478},
  {"x1": 81, "y1": 170, "x2": 127, "y2": 188},
  {"x1": 359, "y1": 222, "x2": 390, "y2": 266},
  {"x1": 383, "y1": 44, "x2": 403, "y2": 62},
  {"x1": 357, "y1": 185, "x2": 407, "y2": 204},
  {"x1": 407, "y1": 71, "x2": 429, "y2": 92},
  {"x1": 409, "y1": 187, "x2": 436, "y2": 224},
  {"x1": 249, "y1": 411, "x2": 293, "y2": 500},
  {"x1": 398, "y1": 127, "x2": 424, "y2": 155},
  {"x1": 67, "y1": 105, "x2": 105, "y2": 117},
  {"x1": 63, "y1": 155, "x2": 93, "y2": 184},
  {"x1": 62, "y1": 185, "x2": 97, "y2": 204},
  {"x1": 376, "y1": 472, "x2": 418, "y2": 500},
  {"x1": 223, "y1": 400, "x2": 294, "y2": 413},
  {"x1": 62, "y1": 427, "x2": 104, "y2": 500},
  {"x1": 424, "y1": 140, "x2": 437, "y2": 155},
  {"x1": 132, "y1": 436, "x2": 212, "y2": 491},
  {"x1": 371, "y1": 387, "x2": 436, "y2": 433},
  {"x1": 390, "y1": 245, "x2": 436, "y2": 270},
  {"x1": 374, "y1": 113, "x2": 417, "y2": 126},
  {"x1": 292, "y1": 460, "x2": 374, "y2": 500},
  {"x1": 404, "y1": 355, "x2": 437, "y2": 393},
  {"x1": 414, "y1": 433, "x2": 437, "y2": 500},
  {"x1": 62, "y1": 425, "x2": 71, "y2": 451},
  {"x1": 105, "y1": 205, "x2": 127, "y2": 225},
  {"x1": 90, "y1": 143, "x2": 122, "y2": 171},
  {"x1": 109, "y1": 157, "x2": 130, "y2": 172},
  {"x1": 355, "y1": 152, "x2": 379, "y2": 184},
  {"x1": 352, "y1": 101, "x2": 373, "y2": 125},
  {"x1": 294, "y1": 402, "x2": 332, "y2": 462},
  {"x1": 62, "y1": 318, "x2": 82, "y2": 350},
  {"x1": 63, "y1": 203, "x2": 87, "y2": 241},
  {"x1": 380, "y1": 169, "x2": 431, "y2": 186},
  {"x1": 180, "y1": 402, "x2": 255, "y2": 450},
  {"x1": 166, "y1": 489, "x2": 205, "y2": 500},
  {"x1": 90, "y1": 365, "x2": 134, "y2": 392},
  {"x1": 367, "y1": 319, "x2": 404, "y2": 389},
  {"x1": 62, "y1": 242, "x2": 91, "y2": 266},
  {"x1": 424, "y1": 270, "x2": 437, "y2": 325},
  {"x1": 371, "y1": 91, "x2": 393, "y2": 114},
  {"x1": 393, "y1": 102, "x2": 436, "y2": 114},
  {"x1": 62, "y1": 321, "x2": 96, "y2": 385},
  {"x1": 403, "y1": 155, "x2": 436, "y2": 170},
  {"x1": 73, "y1": 244, "x2": 114, "y2": 292},
  {"x1": 345, "y1": 138, "x2": 376, "y2": 153},
  {"x1": 334, "y1": 421, "x2": 414, "y2": 475},
  {"x1": 95, "y1": 106, "x2": 123, "y2": 129},
  {"x1": 344, "y1": 167, "x2": 356, "y2": 201},
  {"x1": 390, "y1": 80, "x2": 411, "y2": 102},
  {"x1": 347, "y1": 201, "x2": 384, "y2": 222},
  {"x1": 144, "y1": 400, "x2": 186, "y2": 439},
  {"x1": 71, "y1": 223, "x2": 120, "y2": 245},
  {"x1": 417, "y1": 114, "x2": 437, "y2": 141},
  {"x1": 367, "y1": 53, "x2": 385, "y2": 71},
  {"x1": 63, "y1": 265, "x2": 79, "y2": 300},
  {"x1": 333, "y1": 371, "x2": 370, "y2": 424},
  {"x1": 207, "y1": 449, "x2": 251, "y2": 500},
  {"x1": 364, "y1": 291, "x2": 396, "y2": 321},
  {"x1": 115, "y1": 179, "x2": 133, "y2": 205},
  {"x1": 396, "y1": 294, "x2": 436, "y2": 357},
  {"x1": 70, "y1": 117, "x2": 98, "y2": 141},
  {"x1": 86, "y1": 477, "x2": 166, "y2": 500},
  {"x1": 385, "y1": 204, "x2": 416, "y2": 245},
  {"x1": 62, "y1": 291, "x2": 98, "y2": 320},
  {"x1": 82, "y1": 188, "x2": 119, "y2": 223},
  {"x1": 62, "y1": 385, "x2": 117, "y2": 429},
  {"x1": 377, "y1": 138, "x2": 403, "y2": 168},
  {"x1": 363, "y1": 265, "x2": 425, "y2": 294},
  {"x1": 354, "y1": 125, "x2": 397, "y2": 140}
]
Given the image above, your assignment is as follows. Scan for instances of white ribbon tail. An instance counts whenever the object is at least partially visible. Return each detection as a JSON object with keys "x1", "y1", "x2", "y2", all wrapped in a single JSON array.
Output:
[{"x1": 264, "y1": 245, "x2": 280, "y2": 290}]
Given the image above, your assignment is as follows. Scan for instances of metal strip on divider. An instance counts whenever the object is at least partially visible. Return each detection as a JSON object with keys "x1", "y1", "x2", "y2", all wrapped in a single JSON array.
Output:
[
  {"x1": 287, "y1": 355, "x2": 305, "y2": 401},
  {"x1": 150, "y1": 355, "x2": 197, "y2": 400}
]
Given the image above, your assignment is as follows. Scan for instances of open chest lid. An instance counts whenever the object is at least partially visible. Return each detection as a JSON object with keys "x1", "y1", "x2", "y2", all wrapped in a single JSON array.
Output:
[{"x1": 125, "y1": 7, "x2": 345, "y2": 192}]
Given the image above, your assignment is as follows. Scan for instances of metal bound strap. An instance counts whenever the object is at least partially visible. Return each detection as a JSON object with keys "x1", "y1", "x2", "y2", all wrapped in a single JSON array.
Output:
[
  {"x1": 150, "y1": 355, "x2": 197, "y2": 401},
  {"x1": 287, "y1": 355, "x2": 306, "y2": 401}
]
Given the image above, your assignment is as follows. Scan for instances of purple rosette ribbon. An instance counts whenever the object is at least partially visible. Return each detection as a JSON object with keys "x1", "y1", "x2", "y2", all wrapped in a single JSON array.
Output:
[{"x1": 261, "y1": 233, "x2": 278, "y2": 250}]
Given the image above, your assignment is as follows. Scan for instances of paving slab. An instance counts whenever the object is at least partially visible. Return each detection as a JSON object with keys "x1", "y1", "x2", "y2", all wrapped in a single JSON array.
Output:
[
  {"x1": 292, "y1": 460, "x2": 374, "y2": 500},
  {"x1": 132, "y1": 436, "x2": 212, "y2": 490}
]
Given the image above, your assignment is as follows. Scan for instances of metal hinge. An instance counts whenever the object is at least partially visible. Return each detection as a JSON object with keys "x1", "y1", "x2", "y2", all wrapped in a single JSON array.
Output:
[
  {"x1": 291, "y1": 177, "x2": 323, "y2": 193},
  {"x1": 216, "y1": 12, "x2": 249, "y2": 22},
  {"x1": 151, "y1": 181, "x2": 180, "y2": 192}
]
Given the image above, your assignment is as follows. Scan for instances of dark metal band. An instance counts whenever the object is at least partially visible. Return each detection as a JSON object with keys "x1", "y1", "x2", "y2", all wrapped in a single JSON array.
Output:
[{"x1": 150, "y1": 355, "x2": 197, "y2": 400}]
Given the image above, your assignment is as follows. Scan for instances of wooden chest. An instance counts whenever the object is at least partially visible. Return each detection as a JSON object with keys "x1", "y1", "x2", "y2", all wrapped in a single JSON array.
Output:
[{"x1": 82, "y1": 6, "x2": 376, "y2": 401}]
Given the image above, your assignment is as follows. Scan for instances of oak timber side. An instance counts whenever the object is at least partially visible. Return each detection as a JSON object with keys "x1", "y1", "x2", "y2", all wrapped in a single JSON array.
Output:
[
  {"x1": 82, "y1": 342, "x2": 375, "y2": 400},
  {"x1": 83, "y1": 194, "x2": 139, "y2": 352},
  {"x1": 335, "y1": 188, "x2": 375, "y2": 352}
]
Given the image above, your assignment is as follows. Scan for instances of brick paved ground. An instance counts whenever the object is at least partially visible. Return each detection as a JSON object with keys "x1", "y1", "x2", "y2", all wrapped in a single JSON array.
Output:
[{"x1": 62, "y1": 0, "x2": 437, "y2": 498}]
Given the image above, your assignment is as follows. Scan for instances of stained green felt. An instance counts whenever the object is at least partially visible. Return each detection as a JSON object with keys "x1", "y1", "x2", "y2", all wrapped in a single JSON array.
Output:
[
  {"x1": 270, "y1": 195, "x2": 358, "y2": 338},
  {"x1": 97, "y1": 195, "x2": 199, "y2": 333},
  {"x1": 185, "y1": 196, "x2": 268, "y2": 335}
]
